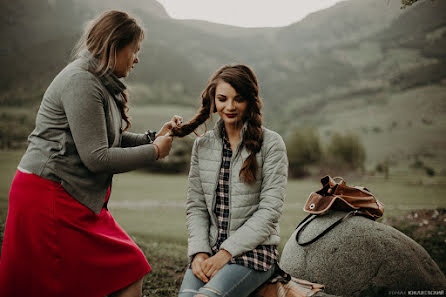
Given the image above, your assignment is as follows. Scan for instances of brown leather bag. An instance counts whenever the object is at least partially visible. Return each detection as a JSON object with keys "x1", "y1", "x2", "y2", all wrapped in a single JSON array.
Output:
[
  {"x1": 253, "y1": 266, "x2": 324, "y2": 297},
  {"x1": 303, "y1": 175, "x2": 384, "y2": 219},
  {"x1": 295, "y1": 176, "x2": 384, "y2": 246},
  {"x1": 254, "y1": 278, "x2": 324, "y2": 297}
]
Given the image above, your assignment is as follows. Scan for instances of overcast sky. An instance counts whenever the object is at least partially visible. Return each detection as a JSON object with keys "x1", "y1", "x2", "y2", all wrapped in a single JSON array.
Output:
[{"x1": 155, "y1": 0, "x2": 347, "y2": 28}]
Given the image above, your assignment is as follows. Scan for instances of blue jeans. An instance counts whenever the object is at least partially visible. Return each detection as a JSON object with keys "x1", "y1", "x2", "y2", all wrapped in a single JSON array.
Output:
[{"x1": 178, "y1": 263, "x2": 274, "y2": 297}]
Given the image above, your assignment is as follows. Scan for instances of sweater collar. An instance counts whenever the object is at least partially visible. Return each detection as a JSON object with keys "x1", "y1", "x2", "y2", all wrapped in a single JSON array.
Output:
[{"x1": 79, "y1": 49, "x2": 127, "y2": 96}]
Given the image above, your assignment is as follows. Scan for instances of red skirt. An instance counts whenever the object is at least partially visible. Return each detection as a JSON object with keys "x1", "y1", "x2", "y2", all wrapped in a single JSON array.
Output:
[{"x1": 0, "y1": 170, "x2": 151, "y2": 297}]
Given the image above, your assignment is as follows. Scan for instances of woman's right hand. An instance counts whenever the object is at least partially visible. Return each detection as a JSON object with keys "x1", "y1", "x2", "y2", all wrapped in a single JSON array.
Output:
[
  {"x1": 152, "y1": 135, "x2": 173, "y2": 159},
  {"x1": 191, "y1": 253, "x2": 210, "y2": 283},
  {"x1": 157, "y1": 115, "x2": 183, "y2": 137}
]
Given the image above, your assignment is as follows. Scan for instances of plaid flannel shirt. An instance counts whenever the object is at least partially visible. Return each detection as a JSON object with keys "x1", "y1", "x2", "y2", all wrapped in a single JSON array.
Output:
[{"x1": 211, "y1": 130, "x2": 278, "y2": 271}]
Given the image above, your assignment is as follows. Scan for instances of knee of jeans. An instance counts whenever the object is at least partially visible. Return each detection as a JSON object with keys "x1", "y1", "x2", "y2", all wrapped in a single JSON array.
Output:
[
  {"x1": 197, "y1": 286, "x2": 222, "y2": 297},
  {"x1": 178, "y1": 288, "x2": 200, "y2": 297}
]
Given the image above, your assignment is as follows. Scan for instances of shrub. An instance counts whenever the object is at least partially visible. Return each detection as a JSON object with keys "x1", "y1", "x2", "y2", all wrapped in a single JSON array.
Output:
[
  {"x1": 141, "y1": 136, "x2": 194, "y2": 174},
  {"x1": 325, "y1": 132, "x2": 366, "y2": 171},
  {"x1": 375, "y1": 160, "x2": 390, "y2": 179},
  {"x1": 425, "y1": 166, "x2": 435, "y2": 177},
  {"x1": 410, "y1": 157, "x2": 436, "y2": 177},
  {"x1": 286, "y1": 128, "x2": 322, "y2": 177},
  {"x1": 410, "y1": 158, "x2": 425, "y2": 169}
]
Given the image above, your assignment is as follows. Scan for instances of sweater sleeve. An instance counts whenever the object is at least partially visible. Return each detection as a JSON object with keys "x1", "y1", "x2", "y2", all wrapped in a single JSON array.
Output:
[
  {"x1": 121, "y1": 131, "x2": 151, "y2": 147},
  {"x1": 220, "y1": 133, "x2": 288, "y2": 257},
  {"x1": 60, "y1": 73, "x2": 157, "y2": 174},
  {"x1": 185, "y1": 138, "x2": 212, "y2": 260}
]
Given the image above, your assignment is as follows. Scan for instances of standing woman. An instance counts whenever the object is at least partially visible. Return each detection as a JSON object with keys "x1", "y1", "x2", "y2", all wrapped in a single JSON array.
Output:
[
  {"x1": 0, "y1": 10, "x2": 180, "y2": 297},
  {"x1": 171, "y1": 64, "x2": 288, "y2": 297}
]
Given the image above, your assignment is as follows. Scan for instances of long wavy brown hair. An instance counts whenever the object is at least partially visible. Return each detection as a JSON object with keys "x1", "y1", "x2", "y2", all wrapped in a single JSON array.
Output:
[
  {"x1": 73, "y1": 10, "x2": 144, "y2": 132},
  {"x1": 171, "y1": 64, "x2": 263, "y2": 184}
]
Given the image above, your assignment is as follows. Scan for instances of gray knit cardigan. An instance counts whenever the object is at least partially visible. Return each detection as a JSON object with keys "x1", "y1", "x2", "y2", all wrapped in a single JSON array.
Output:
[{"x1": 19, "y1": 51, "x2": 157, "y2": 214}]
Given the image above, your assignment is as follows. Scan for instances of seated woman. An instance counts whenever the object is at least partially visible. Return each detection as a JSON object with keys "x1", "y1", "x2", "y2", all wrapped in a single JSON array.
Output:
[{"x1": 171, "y1": 64, "x2": 289, "y2": 297}]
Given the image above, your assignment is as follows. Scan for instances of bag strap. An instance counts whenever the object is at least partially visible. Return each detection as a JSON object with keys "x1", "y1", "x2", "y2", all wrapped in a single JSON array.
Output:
[
  {"x1": 295, "y1": 213, "x2": 317, "y2": 232},
  {"x1": 295, "y1": 211, "x2": 365, "y2": 246}
]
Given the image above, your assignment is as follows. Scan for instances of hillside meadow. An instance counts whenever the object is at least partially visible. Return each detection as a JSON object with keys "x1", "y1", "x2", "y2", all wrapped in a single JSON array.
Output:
[{"x1": 3, "y1": 148, "x2": 444, "y2": 248}]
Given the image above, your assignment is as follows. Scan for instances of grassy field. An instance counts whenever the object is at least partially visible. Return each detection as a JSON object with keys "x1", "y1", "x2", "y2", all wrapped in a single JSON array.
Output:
[
  {"x1": 96, "y1": 170, "x2": 446, "y2": 253},
  {"x1": 1, "y1": 150, "x2": 445, "y2": 296},
  {"x1": 2, "y1": 150, "x2": 444, "y2": 248}
]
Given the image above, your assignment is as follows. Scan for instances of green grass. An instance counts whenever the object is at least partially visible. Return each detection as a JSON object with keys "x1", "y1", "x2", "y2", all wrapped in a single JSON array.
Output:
[
  {"x1": 136, "y1": 237, "x2": 187, "y2": 296},
  {"x1": 0, "y1": 150, "x2": 25, "y2": 217},
  {"x1": 110, "y1": 170, "x2": 446, "y2": 252},
  {"x1": 2, "y1": 149, "x2": 446, "y2": 234},
  {"x1": 2, "y1": 150, "x2": 444, "y2": 251}
]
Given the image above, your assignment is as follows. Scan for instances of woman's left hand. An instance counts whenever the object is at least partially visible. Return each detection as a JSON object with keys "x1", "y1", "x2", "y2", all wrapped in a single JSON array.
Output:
[
  {"x1": 200, "y1": 249, "x2": 232, "y2": 279},
  {"x1": 157, "y1": 115, "x2": 183, "y2": 137}
]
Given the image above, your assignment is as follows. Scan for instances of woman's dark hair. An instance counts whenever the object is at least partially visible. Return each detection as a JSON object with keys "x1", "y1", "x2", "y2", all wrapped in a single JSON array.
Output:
[
  {"x1": 171, "y1": 64, "x2": 263, "y2": 184},
  {"x1": 73, "y1": 10, "x2": 145, "y2": 132}
]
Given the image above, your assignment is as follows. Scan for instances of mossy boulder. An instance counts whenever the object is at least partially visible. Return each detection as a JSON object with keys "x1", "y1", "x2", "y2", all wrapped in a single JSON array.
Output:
[{"x1": 280, "y1": 211, "x2": 446, "y2": 297}]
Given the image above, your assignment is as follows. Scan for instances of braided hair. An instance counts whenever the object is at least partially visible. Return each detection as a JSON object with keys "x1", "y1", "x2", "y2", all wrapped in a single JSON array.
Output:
[{"x1": 171, "y1": 64, "x2": 263, "y2": 184}]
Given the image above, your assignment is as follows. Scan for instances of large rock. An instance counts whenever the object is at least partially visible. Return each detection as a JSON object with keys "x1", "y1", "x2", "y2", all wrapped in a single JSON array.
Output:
[{"x1": 280, "y1": 211, "x2": 446, "y2": 297}]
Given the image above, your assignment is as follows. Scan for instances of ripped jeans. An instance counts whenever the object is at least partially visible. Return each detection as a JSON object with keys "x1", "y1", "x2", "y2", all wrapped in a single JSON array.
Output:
[{"x1": 178, "y1": 263, "x2": 274, "y2": 297}]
